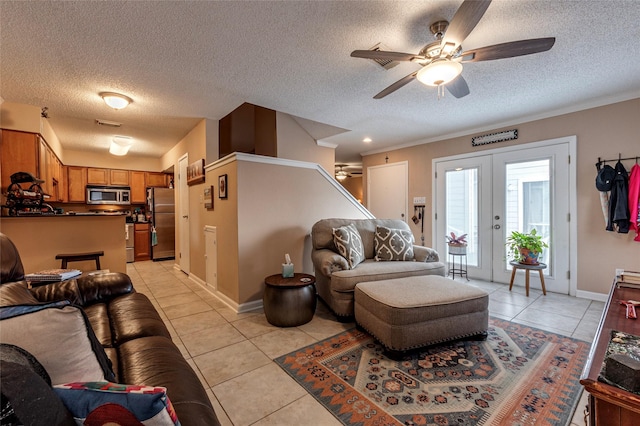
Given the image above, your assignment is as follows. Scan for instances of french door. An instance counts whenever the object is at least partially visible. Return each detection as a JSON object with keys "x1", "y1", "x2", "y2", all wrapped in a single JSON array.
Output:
[{"x1": 434, "y1": 139, "x2": 572, "y2": 294}]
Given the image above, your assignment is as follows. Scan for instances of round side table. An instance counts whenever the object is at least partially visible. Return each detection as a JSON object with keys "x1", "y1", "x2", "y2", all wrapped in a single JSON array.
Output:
[
  {"x1": 508, "y1": 261, "x2": 547, "y2": 297},
  {"x1": 263, "y1": 273, "x2": 316, "y2": 327}
]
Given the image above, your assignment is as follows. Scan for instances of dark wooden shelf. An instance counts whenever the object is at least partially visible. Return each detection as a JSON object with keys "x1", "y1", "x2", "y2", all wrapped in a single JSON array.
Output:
[{"x1": 580, "y1": 280, "x2": 640, "y2": 424}]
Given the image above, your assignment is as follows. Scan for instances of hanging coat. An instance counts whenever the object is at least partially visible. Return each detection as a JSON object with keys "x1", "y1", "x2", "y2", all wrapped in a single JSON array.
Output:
[
  {"x1": 607, "y1": 160, "x2": 630, "y2": 233},
  {"x1": 629, "y1": 163, "x2": 640, "y2": 241}
]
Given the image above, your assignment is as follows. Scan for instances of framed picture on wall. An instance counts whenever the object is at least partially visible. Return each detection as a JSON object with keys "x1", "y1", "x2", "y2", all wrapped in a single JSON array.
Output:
[
  {"x1": 204, "y1": 185, "x2": 213, "y2": 209},
  {"x1": 187, "y1": 159, "x2": 205, "y2": 185},
  {"x1": 218, "y1": 174, "x2": 228, "y2": 199}
]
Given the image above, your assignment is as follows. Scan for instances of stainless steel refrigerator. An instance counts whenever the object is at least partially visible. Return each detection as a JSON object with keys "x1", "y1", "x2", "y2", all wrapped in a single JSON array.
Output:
[{"x1": 147, "y1": 187, "x2": 175, "y2": 260}]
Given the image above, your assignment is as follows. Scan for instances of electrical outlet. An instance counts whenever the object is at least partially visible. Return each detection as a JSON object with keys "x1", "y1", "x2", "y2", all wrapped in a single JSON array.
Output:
[
  {"x1": 413, "y1": 196, "x2": 426, "y2": 205},
  {"x1": 615, "y1": 268, "x2": 625, "y2": 277}
]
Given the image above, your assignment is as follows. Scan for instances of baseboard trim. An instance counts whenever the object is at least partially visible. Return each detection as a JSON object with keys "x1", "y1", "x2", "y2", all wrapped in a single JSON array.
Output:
[
  {"x1": 188, "y1": 273, "x2": 263, "y2": 314},
  {"x1": 576, "y1": 289, "x2": 608, "y2": 302}
]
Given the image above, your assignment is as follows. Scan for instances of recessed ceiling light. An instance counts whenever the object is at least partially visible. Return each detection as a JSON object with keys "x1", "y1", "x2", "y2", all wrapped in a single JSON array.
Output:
[
  {"x1": 100, "y1": 92, "x2": 133, "y2": 110},
  {"x1": 363, "y1": 137, "x2": 372, "y2": 143}
]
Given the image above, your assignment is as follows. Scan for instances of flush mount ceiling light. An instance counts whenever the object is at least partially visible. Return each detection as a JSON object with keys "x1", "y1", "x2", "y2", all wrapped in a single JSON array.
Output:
[
  {"x1": 100, "y1": 92, "x2": 133, "y2": 110},
  {"x1": 109, "y1": 136, "x2": 134, "y2": 156},
  {"x1": 363, "y1": 137, "x2": 372, "y2": 143}
]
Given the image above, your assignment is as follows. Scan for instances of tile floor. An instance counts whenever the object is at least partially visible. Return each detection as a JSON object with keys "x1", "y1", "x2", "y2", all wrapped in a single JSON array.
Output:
[{"x1": 127, "y1": 260, "x2": 603, "y2": 426}]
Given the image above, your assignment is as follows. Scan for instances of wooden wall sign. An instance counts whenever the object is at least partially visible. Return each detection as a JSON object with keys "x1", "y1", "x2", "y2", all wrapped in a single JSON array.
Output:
[{"x1": 187, "y1": 159, "x2": 205, "y2": 185}]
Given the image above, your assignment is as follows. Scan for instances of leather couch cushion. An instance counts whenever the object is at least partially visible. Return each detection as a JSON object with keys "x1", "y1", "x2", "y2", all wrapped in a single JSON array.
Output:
[
  {"x1": 109, "y1": 293, "x2": 170, "y2": 345},
  {"x1": 84, "y1": 303, "x2": 112, "y2": 347},
  {"x1": 0, "y1": 233, "x2": 25, "y2": 284},
  {"x1": 119, "y1": 336, "x2": 218, "y2": 425},
  {"x1": 0, "y1": 281, "x2": 39, "y2": 306}
]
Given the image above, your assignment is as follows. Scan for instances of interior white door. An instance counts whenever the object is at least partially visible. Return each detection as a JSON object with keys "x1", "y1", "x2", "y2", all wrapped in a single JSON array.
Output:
[
  {"x1": 433, "y1": 140, "x2": 572, "y2": 294},
  {"x1": 367, "y1": 161, "x2": 408, "y2": 221},
  {"x1": 492, "y1": 144, "x2": 570, "y2": 293},
  {"x1": 178, "y1": 154, "x2": 190, "y2": 274},
  {"x1": 435, "y1": 155, "x2": 492, "y2": 280}
]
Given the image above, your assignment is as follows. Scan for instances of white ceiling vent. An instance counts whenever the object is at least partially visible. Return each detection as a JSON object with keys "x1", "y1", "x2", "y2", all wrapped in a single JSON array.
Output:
[
  {"x1": 368, "y1": 43, "x2": 399, "y2": 70},
  {"x1": 95, "y1": 119, "x2": 122, "y2": 127}
]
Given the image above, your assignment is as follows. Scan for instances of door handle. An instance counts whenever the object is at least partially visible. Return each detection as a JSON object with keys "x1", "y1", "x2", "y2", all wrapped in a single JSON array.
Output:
[
  {"x1": 494, "y1": 224, "x2": 501, "y2": 229},
  {"x1": 183, "y1": 215, "x2": 189, "y2": 219}
]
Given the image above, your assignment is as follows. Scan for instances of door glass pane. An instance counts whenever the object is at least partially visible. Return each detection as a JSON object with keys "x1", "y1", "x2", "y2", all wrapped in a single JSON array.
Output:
[
  {"x1": 445, "y1": 168, "x2": 478, "y2": 267},
  {"x1": 504, "y1": 159, "x2": 551, "y2": 268}
]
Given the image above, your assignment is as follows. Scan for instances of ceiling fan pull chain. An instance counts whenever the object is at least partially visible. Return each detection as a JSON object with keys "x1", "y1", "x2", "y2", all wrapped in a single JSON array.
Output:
[{"x1": 437, "y1": 84, "x2": 445, "y2": 100}]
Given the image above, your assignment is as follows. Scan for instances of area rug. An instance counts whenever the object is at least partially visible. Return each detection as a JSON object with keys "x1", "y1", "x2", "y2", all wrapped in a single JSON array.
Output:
[{"x1": 275, "y1": 317, "x2": 589, "y2": 425}]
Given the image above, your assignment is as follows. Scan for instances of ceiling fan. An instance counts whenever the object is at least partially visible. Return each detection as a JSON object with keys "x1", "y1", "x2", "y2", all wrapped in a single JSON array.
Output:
[
  {"x1": 335, "y1": 164, "x2": 362, "y2": 181},
  {"x1": 351, "y1": 0, "x2": 555, "y2": 99}
]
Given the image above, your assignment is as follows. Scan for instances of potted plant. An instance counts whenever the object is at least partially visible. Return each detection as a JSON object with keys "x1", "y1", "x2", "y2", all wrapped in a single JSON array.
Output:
[
  {"x1": 446, "y1": 232, "x2": 468, "y2": 254},
  {"x1": 506, "y1": 229, "x2": 548, "y2": 265}
]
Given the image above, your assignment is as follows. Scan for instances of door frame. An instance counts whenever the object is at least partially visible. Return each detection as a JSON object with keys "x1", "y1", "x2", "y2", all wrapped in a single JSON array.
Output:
[
  {"x1": 178, "y1": 153, "x2": 190, "y2": 274},
  {"x1": 432, "y1": 136, "x2": 578, "y2": 296}
]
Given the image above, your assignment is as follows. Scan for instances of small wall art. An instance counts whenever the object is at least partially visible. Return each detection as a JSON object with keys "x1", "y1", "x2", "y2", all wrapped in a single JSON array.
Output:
[
  {"x1": 204, "y1": 185, "x2": 213, "y2": 209},
  {"x1": 218, "y1": 174, "x2": 228, "y2": 199},
  {"x1": 187, "y1": 159, "x2": 205, "y2": 185}
]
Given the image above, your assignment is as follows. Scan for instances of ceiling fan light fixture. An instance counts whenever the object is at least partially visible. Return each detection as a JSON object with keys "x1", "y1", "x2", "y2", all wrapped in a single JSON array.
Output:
[
  {"x1": 100, "y1": 92, "x2": 133, "y2": 110},
  {"x1": 109, "y1": 135, "x2": 134, "y2": 156},
  {"x1": 336, "y1": 170, "x2": 348, "y2": 181},
  {"x1": 416, "y1": 59, "x2": 463, "y2": 87}
]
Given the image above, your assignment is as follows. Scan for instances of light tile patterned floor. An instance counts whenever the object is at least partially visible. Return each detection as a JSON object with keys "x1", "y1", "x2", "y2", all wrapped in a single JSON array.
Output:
[{"x1": 127, "y1": 261, "x2": 602, "y2": 426}]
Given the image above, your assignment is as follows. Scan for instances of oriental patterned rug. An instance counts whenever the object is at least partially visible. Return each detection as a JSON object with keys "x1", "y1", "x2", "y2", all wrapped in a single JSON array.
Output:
[{"x1": 275, "y1": 317, "x2": 589, "y2": 425}]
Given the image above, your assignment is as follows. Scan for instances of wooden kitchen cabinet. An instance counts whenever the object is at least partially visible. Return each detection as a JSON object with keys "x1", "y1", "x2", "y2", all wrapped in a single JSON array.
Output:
[
  {"x1": 0, "y1": 130, "x2": 39, "y2": 190},
  {"x1": 146, "y1": 172, "x2": 167, "y2": 188},
  {"x1": 134, "y1": 223, "x2": 150, "y2": 261},
  {"x1": 130, "y1": 171, "x2": 146, "y2": 204},
  {"x1": 67, "y1": 166, "x2": 87, "y2": 203},
  {"x1": 87, "y1": 167, "x2": 109, "y2": 185},
  {"x1": 110, "y1": 169, "x2": 129, "y2": 186},
  {"x1": 87, "y1": 167, "x2": 129, "y2": 186}
]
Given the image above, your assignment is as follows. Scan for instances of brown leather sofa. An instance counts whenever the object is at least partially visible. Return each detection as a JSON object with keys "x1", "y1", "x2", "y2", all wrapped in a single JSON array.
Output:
[{"x1": 0, "y1": 233, "x2": 220, "y2": 425}]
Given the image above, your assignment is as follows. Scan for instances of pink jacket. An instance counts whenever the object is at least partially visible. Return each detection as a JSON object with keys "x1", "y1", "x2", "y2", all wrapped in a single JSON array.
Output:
[{"x1": 629, "y1": 163, "x2": 640, "y2": 242}]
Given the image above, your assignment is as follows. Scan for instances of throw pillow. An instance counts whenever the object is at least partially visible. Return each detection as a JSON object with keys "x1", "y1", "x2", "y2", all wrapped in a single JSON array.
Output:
[
  {"x1": 332, "y1": 223, "x2": 365, "y2": 269},
  {"x1": 54, "y1": 381, "x2": 179, "y2": 426},
  {"x1": 0, "y1": 301, "x2": 115, "y2": 385},
  {"x1": 374, "y1": 225, "x2": 415, "y2": 261},
  {"x1": 0, "y1": 344, "x2": 75, "y2": 426}
]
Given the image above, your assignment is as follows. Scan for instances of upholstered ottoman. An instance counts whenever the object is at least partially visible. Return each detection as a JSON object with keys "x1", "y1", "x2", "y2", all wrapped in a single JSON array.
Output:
[{"x1": 354, "y1": 275, "x2": 489, "y2": 351}]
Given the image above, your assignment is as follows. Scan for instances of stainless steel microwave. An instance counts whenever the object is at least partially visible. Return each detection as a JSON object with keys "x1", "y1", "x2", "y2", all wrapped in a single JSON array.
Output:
[{"x1": 86, "y1": 186, "x2": 131, "y2": 205}]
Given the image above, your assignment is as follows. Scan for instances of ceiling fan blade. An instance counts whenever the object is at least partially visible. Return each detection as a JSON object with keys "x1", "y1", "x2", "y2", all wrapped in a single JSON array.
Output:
[
  {"x1": 373, "y1": 70, "x2": 419, "y2": 99},
  {"x1": 461, "y1": 37, "x2": 556, "y2": 62},
  {"x1": 351, "y1": 49, "x2": 419, "y2": 62},
  {"x1": 442, "y1": 0, "x2": 492, "y2": 50},
  {"x1": 446, "y1": 75, "x2": 470, "y2": 98}
]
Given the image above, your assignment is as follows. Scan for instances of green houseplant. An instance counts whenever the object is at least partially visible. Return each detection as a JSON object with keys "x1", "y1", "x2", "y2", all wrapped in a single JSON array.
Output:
[{"x1": 506, "y1": 229, "x2": 548, "y2": 265}]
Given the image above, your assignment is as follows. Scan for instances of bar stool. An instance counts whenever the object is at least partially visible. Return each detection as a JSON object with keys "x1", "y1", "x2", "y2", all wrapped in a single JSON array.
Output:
[{"x1": 55, "y1": 251, "x2": 104, "y2": 270}]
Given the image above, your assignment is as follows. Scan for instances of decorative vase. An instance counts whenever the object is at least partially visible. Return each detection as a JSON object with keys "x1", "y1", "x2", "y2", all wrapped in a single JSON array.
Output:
[
  {"x1": 448, "y1": 244, "x2": 467, "y2": 255},
  {"x1": 518, "y1": 247, "x2": 540, "y2": 265}
]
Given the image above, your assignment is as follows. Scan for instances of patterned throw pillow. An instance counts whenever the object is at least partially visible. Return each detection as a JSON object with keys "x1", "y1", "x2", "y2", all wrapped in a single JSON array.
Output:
[
  {"x1": 374, "y1": 226, "x2": 415, "y2": 261},
  {"x1": 332, "y1": 224, "x2": 365, "y2": 269},
  {"x1": 54, "y1": 381, "x2": 179, "y2": 426}
]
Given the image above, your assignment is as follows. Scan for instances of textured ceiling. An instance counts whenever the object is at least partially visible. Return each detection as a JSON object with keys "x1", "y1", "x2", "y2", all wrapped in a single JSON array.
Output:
[{"x1": 1, "y1": 0, "x2": 639, "y2": 164}]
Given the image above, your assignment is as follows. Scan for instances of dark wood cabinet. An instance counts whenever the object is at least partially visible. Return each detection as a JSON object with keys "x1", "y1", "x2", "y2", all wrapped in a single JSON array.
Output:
[
  {"x1": 134, "y1": 223, "x2": 150, "y2": 261},
  {"x1": 580, "y1": 281, "x2": 640, "y2": 425}
]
